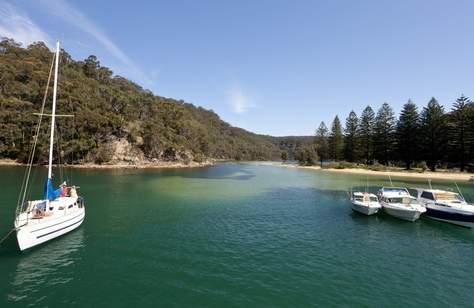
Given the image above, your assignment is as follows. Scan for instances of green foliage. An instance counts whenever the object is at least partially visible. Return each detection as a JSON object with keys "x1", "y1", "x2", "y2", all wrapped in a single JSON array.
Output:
[
  {"x1": 343, "y1": 111, "x2": 358, "y2": 162},
  {"x1": 418, "y1": 161, "x2": 428, "y2": 172},
  {"x1": 322, "y1": 161, "x2": 339, "y2": 169},
  {"x1": 0, "y1": 39, "x2": 281, "y2": 163},
  {"x1": 295, "y1": 146, "x2": 318, "y2": 166},
  {"x1": 280, "y1": 150, "x2": 288, "y2": 162},
  {"x1": 323, "y1": 161, "x2": 358, "y2": 169},
  {"x1": 328, "y1": 116, "x2": 344, "y2": 160},
  {"x1": 373, "y1": 102, "x2": 396, "y2": 165},
  {"x1": 368, "y1": 161, "x2": 387, "y2": 171},
  {"x1": 270, "y1": 136, "x2": 314, "y2": 160},
  {"x1": 338, "y1": 161, "x2": 357, "y2": 169},
  {"x1": 358, "y1": 106, "x2": 375, "y2": 165},
  {"x1": 447, "y1": 95, "x2": 473, "y2": 171},
  {"x1": 318, "y1": 96, "x2": 474, "y2": 172},
  {"x1": 396, "y1": 100, "x2": 420, "y2": 169},
  {"x1": 315, "y1": 122, "x2": 329, "y2": 166},
  {"x1": 420, "y1": 98, "x2": 447, "y2": 171}
]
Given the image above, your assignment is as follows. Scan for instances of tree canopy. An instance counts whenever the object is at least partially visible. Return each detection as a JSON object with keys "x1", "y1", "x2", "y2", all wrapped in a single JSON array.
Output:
[{"x1": 0, "y1": 39, "x2": 282, "y2": 164}]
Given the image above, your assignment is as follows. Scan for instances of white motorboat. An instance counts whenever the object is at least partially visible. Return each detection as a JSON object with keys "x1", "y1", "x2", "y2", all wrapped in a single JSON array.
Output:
[
  {"x1": 350, "y1": 192, "x2": 381, "y2": 215},
  {"x1": 416, "y1": 188, "x2": 474, "y2": 228},
  {"x1": 378, "y1": 187, "x2": 426, "y2": 221},
  {"x1": 14, "y1": 41, "x2": 85, "y2": 251}
]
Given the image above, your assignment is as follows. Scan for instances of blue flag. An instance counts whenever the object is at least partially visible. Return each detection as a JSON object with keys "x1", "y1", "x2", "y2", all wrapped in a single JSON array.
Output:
[{"x1": 43, "y1": 178, "x2": 61, "y2": 200}]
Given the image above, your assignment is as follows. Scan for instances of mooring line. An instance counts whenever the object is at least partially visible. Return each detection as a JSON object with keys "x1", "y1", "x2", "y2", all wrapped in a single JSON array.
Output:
[{"x1": 0, "y1": 227, "x2": 16, "y2": 246}]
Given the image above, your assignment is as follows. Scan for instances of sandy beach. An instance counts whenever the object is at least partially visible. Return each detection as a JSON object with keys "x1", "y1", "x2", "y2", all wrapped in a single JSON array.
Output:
[
  {"x1": 0, "y1": 159, "x2": 214, "y2": 169},
  {"x1": 278, "y1": 163, "x2": 474, "y2": 181}
]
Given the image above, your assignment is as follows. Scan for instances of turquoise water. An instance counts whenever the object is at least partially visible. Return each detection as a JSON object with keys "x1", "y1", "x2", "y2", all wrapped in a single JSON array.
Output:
[{"x1": 0, "y1": 163, "x2": 473, "y2": 307}]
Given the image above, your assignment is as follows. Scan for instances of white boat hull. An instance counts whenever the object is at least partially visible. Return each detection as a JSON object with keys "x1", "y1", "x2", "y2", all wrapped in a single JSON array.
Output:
[
  {"x1": 382, "y1": 203, "x2": 425, "y2": 222},
  {"x1": 427, "y1": 216, "x2": 474, "y2": 228},
  {"x1": 351, "y1": 201, "x2": 381, "y2": 216},
  {"x1": 15, "y1": 206, "x2": 85, "y2": 251}
]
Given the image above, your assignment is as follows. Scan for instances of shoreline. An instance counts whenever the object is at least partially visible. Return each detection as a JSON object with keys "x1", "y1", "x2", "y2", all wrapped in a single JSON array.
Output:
[
  {"x1": 0, "y1": 159, "x2": 215, "y2": 169},
  {"x1": 279, "y1": 163, "x2": 474, "y2": 181}
]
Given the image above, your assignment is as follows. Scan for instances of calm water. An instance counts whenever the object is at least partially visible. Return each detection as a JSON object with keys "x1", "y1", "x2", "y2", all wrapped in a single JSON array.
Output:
[{"x1": 0, "y1": 163, "x2": 473, "y2": 307}]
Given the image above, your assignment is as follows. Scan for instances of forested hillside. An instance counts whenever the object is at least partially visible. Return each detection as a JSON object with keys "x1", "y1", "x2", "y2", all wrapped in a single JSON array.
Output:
[{"x1": 0, "y1": 39, "x2": 284, "y2": 164}]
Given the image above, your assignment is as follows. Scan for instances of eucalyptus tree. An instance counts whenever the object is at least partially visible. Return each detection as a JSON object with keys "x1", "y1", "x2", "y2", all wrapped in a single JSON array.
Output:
[{"x1": 343, "y1": 111, "x2": 359, "y2": 162}]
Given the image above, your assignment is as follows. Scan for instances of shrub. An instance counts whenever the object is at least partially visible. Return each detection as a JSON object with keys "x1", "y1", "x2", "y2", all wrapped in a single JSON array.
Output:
[
  {"x1": 338, "y1": 161, "x2": 357, "y2": 169},
  {"x1": 323, "y1": 161, "x2": 340, "y2": 169},
  {"x1": 418, "y1": 161, "x2": 428, "y2": 172},
  {"x1": 93, "y1": 143, "x2": 113, "y2": 164},
  {"x1": 295, "y1": 146, "x2": 318, "y2": 166},
  {"x1": 369, "y1": 161, "x2": 387, "y2": 171}
]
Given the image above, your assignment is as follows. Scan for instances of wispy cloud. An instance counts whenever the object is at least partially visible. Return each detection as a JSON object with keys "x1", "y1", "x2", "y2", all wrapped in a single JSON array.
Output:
[
  {"x1": 41, "y1": 0, "x2": 153, "y2": 85},
  {"x1": 0, "y1": 2, "x2": 51, "y2": 46},
  {"x1": 229, "y1": 86, "x2": 258, "y2": 115}
]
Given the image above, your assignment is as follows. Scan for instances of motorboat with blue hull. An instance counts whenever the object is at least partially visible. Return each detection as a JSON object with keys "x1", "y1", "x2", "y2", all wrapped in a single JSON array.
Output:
[{"x1": 416, "y1": 189, "x2": 474, "y2": 228}]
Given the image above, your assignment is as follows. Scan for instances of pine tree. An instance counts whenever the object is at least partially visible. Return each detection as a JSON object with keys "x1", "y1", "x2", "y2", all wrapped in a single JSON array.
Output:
[
  {"x1": 420, "y1": 97, "x2": 446, "y2": 171},
  {"x1": 448, "y1": 95, "x2": 471, "y2": 171},
  {"x1": 315, "y1": 122, "x2": 329, "y2": 167},
  {"x1": 396, "y1": 100, "x2": 420, "y2": 169},
  {"x1": 469, "y1": 103, "x2": 474, "y2": 170},
  {"x1": 328, "y1": 116, "x2": 344, "y2": 160},
  {"x1": 373, "y1": 102, "x2": 396, "y2": 165},
  {"x1": 358, "y1": 106, "x2": 375, "y2": 165},
  {"x1": 343, "y1": 111, "x2": 359, "y2": 162}
]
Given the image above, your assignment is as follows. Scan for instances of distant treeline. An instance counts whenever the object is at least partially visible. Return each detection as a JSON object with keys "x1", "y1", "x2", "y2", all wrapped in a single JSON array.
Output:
[
  {"x1": 295, "y1": 98, "x2": 474, "y2": 172},
  {"x1": 0, "y1": 38, "x2": 281, "y2": 164}
]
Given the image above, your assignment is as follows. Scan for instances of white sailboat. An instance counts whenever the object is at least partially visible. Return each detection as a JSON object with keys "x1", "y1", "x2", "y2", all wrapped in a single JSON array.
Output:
[{"x1": 14, "y1": 41, "x2": 85, "y2": 251}]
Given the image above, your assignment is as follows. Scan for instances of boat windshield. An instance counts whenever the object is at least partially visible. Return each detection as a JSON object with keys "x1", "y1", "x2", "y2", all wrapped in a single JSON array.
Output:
[
  {"x1": 433, "y1": 192, "x2": 464, "y2": 202},
  {"x1": 370, "y1": 197, "x2": 378, "y2": 202},
  {"x1": 354, "y1": 196, "x2": 364, "y2": 201},
  {"x1": 388, "y1": 197, "x2": 417, "y2": 204}
]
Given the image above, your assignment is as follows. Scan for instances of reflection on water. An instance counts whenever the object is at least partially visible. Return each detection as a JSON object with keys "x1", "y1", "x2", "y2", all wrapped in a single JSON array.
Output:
[
  {"x1": 7, "y1": 229, "x2": 84, "y2": 304},
  {"x1": 176, "y1": 164, "x2": 256, "y2": 180},
  {"x1": 0, "y1": 163, "x2": 473, "y2": 307}
]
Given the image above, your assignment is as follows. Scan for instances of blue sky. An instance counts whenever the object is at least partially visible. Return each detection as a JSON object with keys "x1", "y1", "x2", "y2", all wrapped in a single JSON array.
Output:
[{"x1": 1, "y1": 0, "x2": 473, "y2": 136}]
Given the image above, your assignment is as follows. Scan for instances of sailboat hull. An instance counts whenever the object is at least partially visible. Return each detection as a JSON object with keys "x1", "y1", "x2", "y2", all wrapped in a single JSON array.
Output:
[{"x1": 16, "y1": 207, "x2": 85, "y2": 251}]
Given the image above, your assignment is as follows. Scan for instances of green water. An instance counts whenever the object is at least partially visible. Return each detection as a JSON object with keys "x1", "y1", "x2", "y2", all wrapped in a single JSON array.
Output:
[{"x1": 0, "y1": 163, "x2": 473, "y2": 307}]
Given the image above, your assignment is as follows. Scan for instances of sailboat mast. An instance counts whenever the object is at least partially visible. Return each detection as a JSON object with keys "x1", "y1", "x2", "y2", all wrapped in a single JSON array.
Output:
[{"x1": 48, "y1": 41, "x2": 60, "y2": 179}]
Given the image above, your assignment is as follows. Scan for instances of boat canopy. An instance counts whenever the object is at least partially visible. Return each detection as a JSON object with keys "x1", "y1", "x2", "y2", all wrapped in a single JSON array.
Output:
[
  {"x1": 433, "y1": 192, "x2": 463, "y2": 201},
  {"x1": 382, "y1": 187, "x2": 408, "y2": 193},
  {"x1": 43, "y1": 178, "x2": 61, "y2": 201}
]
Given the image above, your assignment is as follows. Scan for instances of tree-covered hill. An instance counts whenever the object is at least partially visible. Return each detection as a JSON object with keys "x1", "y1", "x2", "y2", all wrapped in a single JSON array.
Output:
[{"x1": 0, "y1": 39, "x2": 285, "y2": 164}]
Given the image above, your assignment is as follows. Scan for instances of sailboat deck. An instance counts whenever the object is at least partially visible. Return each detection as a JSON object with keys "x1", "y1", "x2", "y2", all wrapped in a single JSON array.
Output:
[{"x1": 16, "y1": 197, "x2": 82, "y2": 227}]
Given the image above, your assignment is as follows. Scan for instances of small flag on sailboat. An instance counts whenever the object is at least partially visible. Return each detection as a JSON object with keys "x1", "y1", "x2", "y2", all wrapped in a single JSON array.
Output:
[{"x1": 43, "y1": 178, "x2": 61, "y2": 200}]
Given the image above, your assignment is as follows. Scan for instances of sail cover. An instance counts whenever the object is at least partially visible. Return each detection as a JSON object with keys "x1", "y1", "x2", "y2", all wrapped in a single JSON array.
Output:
[{"x1": 44, "y1": 178, "x2": 61, "y2": 200}]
